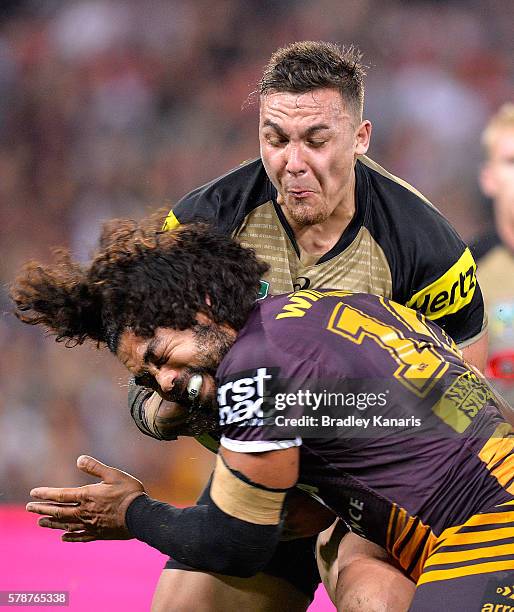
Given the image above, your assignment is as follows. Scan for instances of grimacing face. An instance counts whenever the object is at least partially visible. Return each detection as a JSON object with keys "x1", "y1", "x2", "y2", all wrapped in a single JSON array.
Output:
[
  {"x1": 259, "y1": 87, "x2": 371, "y2": 227},
  {"x1": 117, "y1": 321, "x2": 235, "y2": 413}
]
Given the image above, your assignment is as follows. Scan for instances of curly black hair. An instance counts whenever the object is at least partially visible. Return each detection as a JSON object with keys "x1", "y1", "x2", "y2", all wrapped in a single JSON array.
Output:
[{"x1": 10, "y1": 212, "x2": 269, "y2": 351}]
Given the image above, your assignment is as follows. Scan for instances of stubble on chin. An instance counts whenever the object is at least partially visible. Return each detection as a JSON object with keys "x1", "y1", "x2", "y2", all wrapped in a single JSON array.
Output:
[{"x1": 285, "y1": 200, "x2": 330, "y2": 227}]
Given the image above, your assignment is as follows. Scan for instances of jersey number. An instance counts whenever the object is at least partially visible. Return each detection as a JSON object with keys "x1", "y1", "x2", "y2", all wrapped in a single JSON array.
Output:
[{"x1": 327, "y1": 299, "x2": 450, "y2": 397}]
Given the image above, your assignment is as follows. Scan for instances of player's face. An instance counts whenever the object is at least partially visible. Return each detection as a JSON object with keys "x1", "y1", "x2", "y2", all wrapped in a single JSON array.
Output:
[
  {"x1": 117, "y1": 323, "x2": 235, "y2": 409},
  {"x1": 259, "y1": 88, "x2": 371, "y2": 227},
  {"x1": 482, "y1": 129, "x2": 514, "y2": 202}
]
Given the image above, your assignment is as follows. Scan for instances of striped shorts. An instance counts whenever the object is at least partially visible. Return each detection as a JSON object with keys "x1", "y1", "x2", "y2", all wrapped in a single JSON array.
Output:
[{"x1": 411, "y1": 500, "x2": 514, "y2": 611}]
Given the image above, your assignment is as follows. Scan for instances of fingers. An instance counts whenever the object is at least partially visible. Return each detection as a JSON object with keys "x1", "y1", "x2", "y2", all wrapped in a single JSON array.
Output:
[
  {"x1": 26, "y1": 501, "x2": 79, "y2": 520},
  {"x1": 30, "y1": 486, "x2": 83, "y2": 503},
  {"x1": 76, "y1": 455, "x2": 136, "y2": 484},
  {"x1": 62, "y1": 532, "x2": 99, "y2": 543},
  {"x1": 36, "y1": 515, "x2": 101, "y2": 543},
  {"x1": 39, "y1": 517, "x2": 84, "y2": 532},
  {"x1": 76, "y1": 455, "x2": 114, "y2": 480}
]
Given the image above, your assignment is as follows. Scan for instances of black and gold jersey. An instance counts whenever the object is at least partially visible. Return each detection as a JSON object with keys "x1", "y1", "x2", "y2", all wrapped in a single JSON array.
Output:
[{"x1": 164, "y1": 156, "x2": 485, "y2": 346}]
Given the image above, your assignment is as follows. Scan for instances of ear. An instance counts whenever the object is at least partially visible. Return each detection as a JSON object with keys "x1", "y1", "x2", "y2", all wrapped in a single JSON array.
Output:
[
  {"x1": 194, "y1": 295, "x2": 213, "y2": 325},
  {"x1": 479, "y1": 163, "x2": 497, "y2": 198},
  {"x1": 355, "y1": 120, "x2": 372, "y2": 156},
  {"x1": 195, "y1": 311, "x2": 212, "y2": 325}
]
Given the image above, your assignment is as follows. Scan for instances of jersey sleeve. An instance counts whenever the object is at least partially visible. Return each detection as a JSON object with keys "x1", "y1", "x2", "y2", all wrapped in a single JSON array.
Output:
[
  {"x1": 385, "y1": 194, "x2": 486, "y2": 346},
  {"x1": 215, "y1": 327, "x2": 339, "y2": 453},
  {"x1": 217, "y1": 364, "x2": 304, "y2": 453},
  {"x1": 404, "y1": 241, "x2": 486, "y2": 347}
]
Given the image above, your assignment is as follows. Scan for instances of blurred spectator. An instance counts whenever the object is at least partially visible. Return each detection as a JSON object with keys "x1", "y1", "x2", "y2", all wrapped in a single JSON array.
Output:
[
  {"x1": 1, "y1": 0, "x2": 514, "y2": 504},
  {"x1": 473, "y1": 104, "x2": 514, "y2": 402}
]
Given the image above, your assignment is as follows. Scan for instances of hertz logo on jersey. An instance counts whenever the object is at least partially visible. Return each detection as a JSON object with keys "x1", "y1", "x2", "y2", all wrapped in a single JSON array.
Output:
[{"x1": 407, "y1": 248, "x2": 477, "y2": 321}]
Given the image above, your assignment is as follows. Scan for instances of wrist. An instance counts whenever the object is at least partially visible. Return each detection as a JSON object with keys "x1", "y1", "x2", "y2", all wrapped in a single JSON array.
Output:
[{"x1": 122, "y1": 492, "x2": 148, "y2": 530}]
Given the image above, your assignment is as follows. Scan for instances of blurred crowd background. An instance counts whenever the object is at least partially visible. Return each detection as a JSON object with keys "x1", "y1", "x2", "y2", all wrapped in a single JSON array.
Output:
[{"x1": 1, "y1": 0, "x2": 513, "y2": 504}]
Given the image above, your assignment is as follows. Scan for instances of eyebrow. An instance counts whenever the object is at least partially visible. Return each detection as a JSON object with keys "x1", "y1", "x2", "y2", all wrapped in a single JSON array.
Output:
[
  {"x1": 262, "y1": 119, "x2": 331, "y2": 138},
  {"x1": 262, "y1": 119, "x2": 287, "y2": 138},
  {"x1": 143, "y1": 336, "x2": 164, "y2": 365}
]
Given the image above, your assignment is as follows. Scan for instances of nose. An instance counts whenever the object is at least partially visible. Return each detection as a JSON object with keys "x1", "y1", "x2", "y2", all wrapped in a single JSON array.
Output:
[
  {"x1": 155, "y1": 369, "x2": 178, "y2": 394},
  {"x1": 285, "y1": 143, "x2": 307, "y2": 176}
]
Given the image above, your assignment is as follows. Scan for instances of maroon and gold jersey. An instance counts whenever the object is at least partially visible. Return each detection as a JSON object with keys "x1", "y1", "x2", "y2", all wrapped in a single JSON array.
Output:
[{"x1": 216, "y1": 291, "x2": 512, "y2": 580}]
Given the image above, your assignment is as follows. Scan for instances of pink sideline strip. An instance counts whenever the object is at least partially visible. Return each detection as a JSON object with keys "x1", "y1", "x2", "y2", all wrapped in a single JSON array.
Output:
[{"x1": 0, "y1": 506, "x2": 334, "y2": 611}]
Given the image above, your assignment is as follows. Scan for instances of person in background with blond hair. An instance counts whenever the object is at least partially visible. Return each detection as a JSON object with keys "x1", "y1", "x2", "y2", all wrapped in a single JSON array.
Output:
[{"x1": 473, "y1": 104, "x2": 514, "y2": 403}]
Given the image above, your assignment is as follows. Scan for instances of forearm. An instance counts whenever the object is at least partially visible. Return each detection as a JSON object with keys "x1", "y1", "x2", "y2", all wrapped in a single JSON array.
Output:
[
  {"x1": 125, "y1": 494, "x2": 282, "y2": 577},
  {"x1": 128, "y1": 378, "x2": 185, "y2": 440},
  {"x1": 128, "y1": 378, "x2": 159, "y2": 438}
]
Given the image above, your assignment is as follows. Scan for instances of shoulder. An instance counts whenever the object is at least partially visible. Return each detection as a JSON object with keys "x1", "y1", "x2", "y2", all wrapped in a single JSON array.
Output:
[
  {"x1": 167, "y1": 158, "x2": 273, "y2": 233},
  {"x1": 217, "y1": 293, "x2": 335, "y2": 384},
  {"x1": 357, "y1": 157, "x2": 484, "y2": 343},
  {"x1": 220, "y1": 291, "x2": 375, "y2": 375},
  {"x1": 359, "y1": 156, "x2": 461, "y2": 246},
  {"x1": 217, "y1": 296, "x2": 295, "y2": 373},
  {"x1": 358, "y1": 156, "x2": 470, "y2": 289},
  {"x1": 359, "y1": 155, "x2": 435, "y2": 209}
]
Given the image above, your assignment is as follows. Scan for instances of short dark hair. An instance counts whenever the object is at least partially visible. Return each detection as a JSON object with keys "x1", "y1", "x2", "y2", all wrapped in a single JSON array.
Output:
[
  {"x1": 11, "y1": 213, "x2": 269, "y2": 350},
  {"x1": 259, "y1": 41, "x2": 366, "y2": 119}
]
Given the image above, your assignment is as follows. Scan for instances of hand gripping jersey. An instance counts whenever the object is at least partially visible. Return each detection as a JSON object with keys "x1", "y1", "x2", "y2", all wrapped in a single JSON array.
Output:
[
  {"x1": 217, "y1": 291, "x2": 514, "y2": 596},
  {"x1": 164, "y1": 156, "x2": 485, "y2": 347}
]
